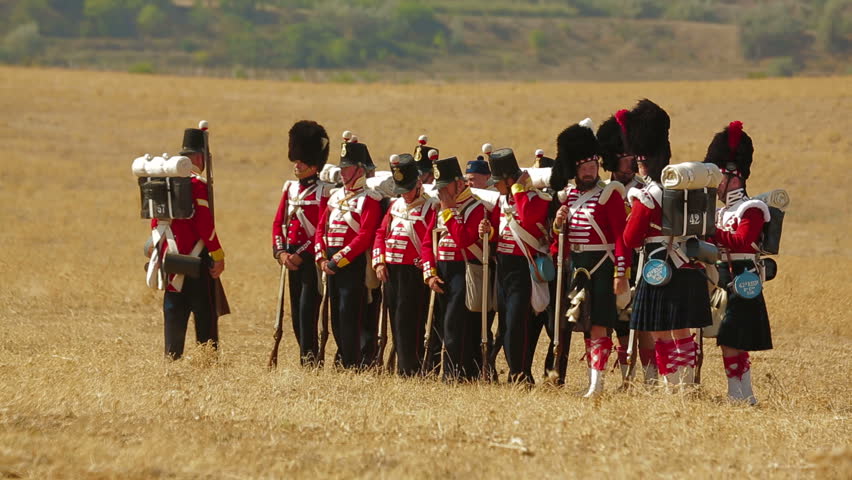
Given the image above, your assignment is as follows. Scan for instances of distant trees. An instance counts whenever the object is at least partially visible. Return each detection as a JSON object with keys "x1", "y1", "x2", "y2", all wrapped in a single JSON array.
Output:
[
  {"x1": 738, "y1": 4, "x2": 809, "y2": 60},
  {"x1": 817, "y1": 0, "x2": 851, "y2": 53},
  {"x1": 0, "y1": 22, "x2": 43, "y2": 62},
  {"x1": 0, "y1": 0, "x2": 847, "y2": 72}
]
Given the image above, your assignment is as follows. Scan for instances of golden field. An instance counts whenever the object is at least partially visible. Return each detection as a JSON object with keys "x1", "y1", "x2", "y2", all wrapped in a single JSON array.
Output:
[{"x1": 0, "y1": 66, "x2": 850, "y2": 479}]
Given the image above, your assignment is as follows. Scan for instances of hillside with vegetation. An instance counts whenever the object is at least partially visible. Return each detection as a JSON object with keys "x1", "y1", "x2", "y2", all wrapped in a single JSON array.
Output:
[{"x1": 0, "y1": 0, "x2": 849, "y2": 81}]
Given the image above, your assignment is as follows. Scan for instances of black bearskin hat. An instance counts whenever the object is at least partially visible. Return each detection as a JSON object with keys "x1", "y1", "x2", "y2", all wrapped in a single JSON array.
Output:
[
  {"x1": 596, "y1": 114, "x2": 631, "y2": 173},
  {"x1": 703, "y1": 121, "x2": 753, "y2": 180},
  {"x1": 624, "y1": 99, "x2": 671, "y2": 182},
  {"x1": 553, "y1": 120, "x2": 600, "y2": 191},
  {"x1": 288, "y1": 120, "x2": 330, "y2": 168}
]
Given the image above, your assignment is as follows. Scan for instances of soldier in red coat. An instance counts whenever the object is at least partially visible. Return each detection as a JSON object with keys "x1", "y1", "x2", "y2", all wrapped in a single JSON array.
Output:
[
  {"x1": 704, "y1": 121, "x2": 772, "y2": 404},
  {"x1": 372, "y1": 154, "x2": 438, "y2": 376},
  {"x1": 271, "y1": 121, "x2": 331, "y2": 366},
  {"x1": 597, "y1": 113, "x2": 656, "y2": 385},
  {"x1": 551, "y1": 122, "x2": 631, "y2": 396},
  {"x1": 315, "y1": 141, "x2": 382, "y2": 369},
  {"x1": 622, "y1": 100, "x2": 712, "y2": 387},
  {"x1": 152, "y1": 128, "x2": 225, "y2": 359},
  {"x1": 422, "y1": 156, "x2": 488, "y2": 381},
  {"x1": 480, "y1": 148, "x2": 550, "y2": 384}
]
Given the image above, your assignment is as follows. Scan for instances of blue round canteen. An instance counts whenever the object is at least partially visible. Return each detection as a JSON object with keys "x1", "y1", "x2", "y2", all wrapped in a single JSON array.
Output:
[
  {"x1": 642, "y1": 259, "x2": 672, "y2": 286},
  {"x1": 733, "y1": 271, "x2": 762, "y2": 299}
]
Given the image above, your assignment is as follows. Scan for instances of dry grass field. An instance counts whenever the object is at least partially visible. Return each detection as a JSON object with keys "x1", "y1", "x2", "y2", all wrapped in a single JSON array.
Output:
[{"x1": 0, "y1": 66, "x2": 851, "y2": 479}]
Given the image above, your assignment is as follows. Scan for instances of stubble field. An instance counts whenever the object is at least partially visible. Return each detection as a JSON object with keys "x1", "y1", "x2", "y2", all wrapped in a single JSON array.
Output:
[{"x1": 0, "y1": 67, "x2": 850, "y2": 479}]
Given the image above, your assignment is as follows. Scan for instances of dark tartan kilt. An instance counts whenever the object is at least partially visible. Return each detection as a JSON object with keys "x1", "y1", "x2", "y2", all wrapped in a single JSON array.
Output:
[
  {"x1": 569, "y1": 251, "x2": 617, "y2": 330},
  {"x1": 716, "y1": 261, "x2": 773, "y2": 351},
  {"x1": 630, "y1": 267, "x2": 712, "y2": 332}
]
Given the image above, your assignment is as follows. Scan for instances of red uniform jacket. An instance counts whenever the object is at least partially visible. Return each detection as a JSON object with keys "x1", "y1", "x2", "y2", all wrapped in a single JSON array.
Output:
[
  {"x1": 421, "y1": 187, "x2": 487, "y2": 280},
  {"x1": 487, "y1": 182, "x2": 550, "y2": 257},
  {"x1": 271, "y1": 178, "x2": 331, "y2": 256},
  {"x1": 552, "y1": 181, "x2": 631, "y2": 276},
  {"x1": 711, "y1": 192, "x2": 770, "y2": 255},
  {"x1": 151, "y1": 174, "x2": 224, "y2": 291},
  {"x1": 372, "y1": 195, "x2": 438, "y2": 267},
  {"x1": 314, "y1": 184, "x2": 382, "y2": 271}
]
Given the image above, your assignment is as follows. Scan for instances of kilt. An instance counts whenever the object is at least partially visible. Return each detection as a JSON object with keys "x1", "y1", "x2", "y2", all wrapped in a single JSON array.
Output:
[
  {"x1": 716, "y1": 260, "x2": 773, "y2": 351},
  {"x1": 569, "y1": 251, "x2": 617, "y2": 330},
  {"x1": 630, "y1": 266, "x2": 712, "y2": 332}
]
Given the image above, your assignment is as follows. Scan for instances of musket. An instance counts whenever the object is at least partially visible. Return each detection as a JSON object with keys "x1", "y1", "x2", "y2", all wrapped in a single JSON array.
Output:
[
  {"x1": 550, "y1": 231, "x2": 566, "y2": 380},
  {"x1": 420, "y1": 227, "x2": 440, "y2": 375},
  {"x1": 625, "y1": 328, "x2": 638, "y2": 381},
  {"x1": 318, "y1": 272, "x2": 330, "y2": 366},
  {"x1": 694, "y1": 328, "x2": 704, "y2": 384},
  {"x1": 479, "y1": 232, "x2": 490, "y2": 380},
  {"x1": 199, "y1": 120, "x2": 230, "y2": 317},
  {"x1": 267, "y1": 264, "x2": 287, "y2": 369},
  {"x1": 267, "y1": 241, "x2": 310, "y2": 369}
]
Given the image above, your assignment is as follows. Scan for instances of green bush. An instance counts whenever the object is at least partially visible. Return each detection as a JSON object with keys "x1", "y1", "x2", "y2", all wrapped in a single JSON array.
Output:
[
  {"x1": 528, "y1": 29, "x2": 549, "y2": 60},
  {"x1": 128, "y1": 61, "x2": 154, "y2": 74},
  {"x1": 738, "y1": 4, "x2": 809, "y2": 60},
  {"x1": 330, "y1": 71, "x2": 356, "y2": 83},
  {"x1": 1, "y1": 22, "x2": 44, "y2": 63},
  {"x1": 766, "y1": 57, "x2": 800, "y2": 77}
]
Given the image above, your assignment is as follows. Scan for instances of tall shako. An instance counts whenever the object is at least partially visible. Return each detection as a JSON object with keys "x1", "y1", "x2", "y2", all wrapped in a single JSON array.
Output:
[
  {"x1": 315, "y1": 133, "x2": 383, "y2": 369},
  {"x1": 372, "y1": 153, "x2": 437, "y2": 376},
  {"x1": 485, "y1": 147, "x2": 551, "y2": 384},
  {"x1": 422, "y1": 154, "x2": 488, "y2": 381}
]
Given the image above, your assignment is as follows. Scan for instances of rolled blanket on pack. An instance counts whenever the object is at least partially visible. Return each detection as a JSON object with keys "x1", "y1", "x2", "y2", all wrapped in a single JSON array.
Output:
[
  {"x1": 661, "y1": 162, "x2": 722, "y2": 190},
  {"x1": 423, "y1": 185, "x2": 499, "y2": 211},
  {"x1": 320, "y1": 163, "x2": 341, "y2": 185},
  {"x1": 753, "y1": 189, "x2": 790, "y2": 211},
  {"x1": 471, "y1": 187, "x2": 500, "y2": 211},
  {"x1": 526, "y1": 167, "x2": 552, "y2": 189},
  {"x1": 366, "y1": 171, "x2": 395, "y2": 198},
  {"x1": 132, "y1": 154, "x2": 193, "y2": 178}
]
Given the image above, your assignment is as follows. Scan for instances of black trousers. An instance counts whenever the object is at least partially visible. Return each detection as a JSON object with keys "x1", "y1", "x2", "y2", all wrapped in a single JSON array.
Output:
[
  {"x1": 363, "y1": 286, "x2": 381, "y2": 366},
  {"x1": 496, "y1": 254, "x2": 543, "y2": 384},
  {"x1": 437, "y1": 260, "x2": 481, "y2": 381},
  {"x1": 163, "y1": 268, "x2": 218, "y2": 359},
  {"x1": 327, "y1": 248, "x2": 368, "y2": 369},
  {"x1": 387, "y1": 264, "x2": 428, "y2": 376},
  {"x1": 287, "y1": 246, "x2": 320, "y2": 366}
]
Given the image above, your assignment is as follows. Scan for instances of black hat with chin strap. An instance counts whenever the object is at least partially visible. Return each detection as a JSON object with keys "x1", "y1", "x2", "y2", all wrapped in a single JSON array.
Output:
[
  {"x1": 433, "y1": 156, "x2": 464, "y2": 190},
  {"x1": 180, "y1": 128, "x2": 205, "y2": 156},
  {"x1": 390, "y1": 153, "x2": 420, "y2": 194},
  {"x1": 487, "y1": 148, "x2": 522, "y2": 186},
  {"x1": 339, "y1": 141, "x2": 371, "y2": 169}
]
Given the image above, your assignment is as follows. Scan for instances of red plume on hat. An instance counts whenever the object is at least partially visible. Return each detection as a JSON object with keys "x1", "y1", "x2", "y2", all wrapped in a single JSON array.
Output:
[
  {"x1": 615, "y1": 109, "x2": 629, "y2": 136},
  {"x1": 703, "y1": 120, "x2": 754, "y2": 180},
  {"x1": 727, "y1": 121, "x2": 743, "y2": 157}
]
